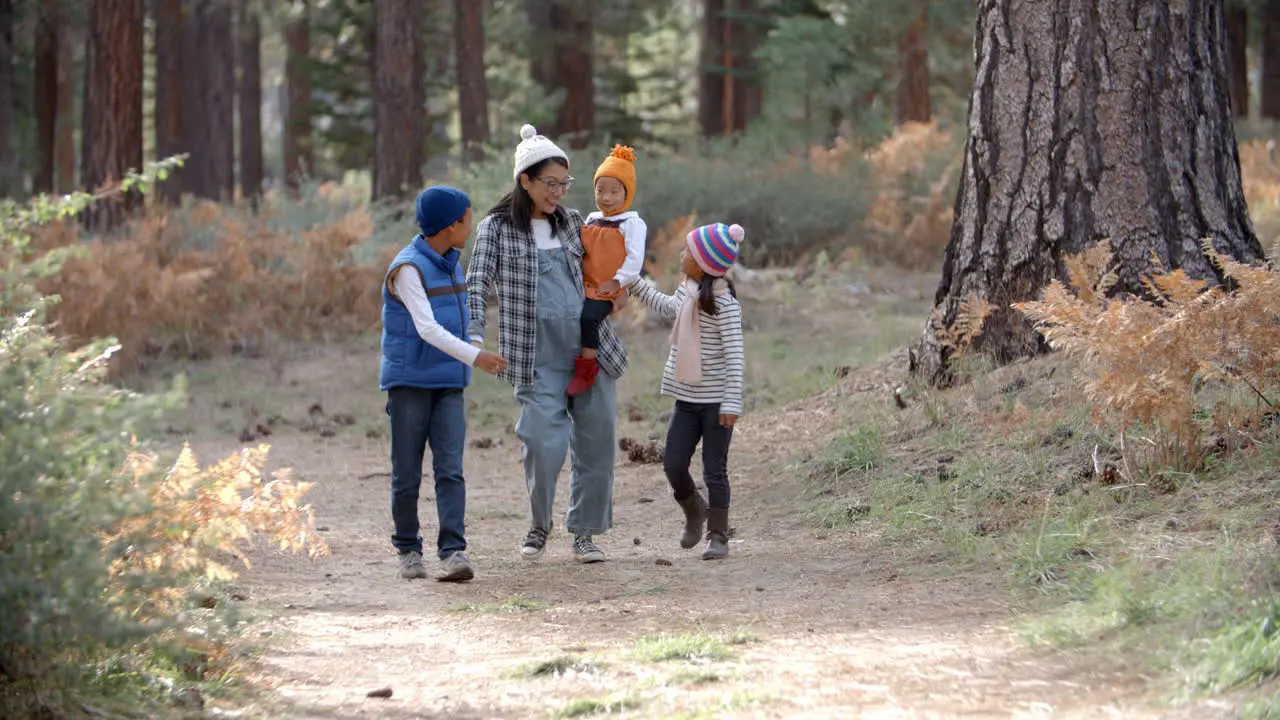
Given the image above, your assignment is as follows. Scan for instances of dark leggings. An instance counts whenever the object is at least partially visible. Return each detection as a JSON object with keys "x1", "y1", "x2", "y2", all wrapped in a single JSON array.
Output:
[
  {"x1": 663, "y1": 401, "x2": 733, "y2": 509},
  {"x1": 580, "y1": 298, "x2": 613, "y2": 351}
]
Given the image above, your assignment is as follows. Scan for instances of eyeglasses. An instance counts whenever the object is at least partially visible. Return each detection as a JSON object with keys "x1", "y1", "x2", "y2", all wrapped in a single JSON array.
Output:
[{"x1": 536, "y1": 176, "x2": 574, "y2": 194}]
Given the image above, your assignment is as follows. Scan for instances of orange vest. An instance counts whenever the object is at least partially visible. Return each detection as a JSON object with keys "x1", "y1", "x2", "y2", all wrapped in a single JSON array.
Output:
[{"x1": 581, "y1": 218, "x2": 628, "y2": 301}]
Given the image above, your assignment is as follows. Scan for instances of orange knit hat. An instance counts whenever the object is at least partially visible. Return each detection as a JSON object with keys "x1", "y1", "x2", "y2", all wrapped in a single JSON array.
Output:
[{"x1": 592, "y1": 144, "x2": 637, "y2": 215}]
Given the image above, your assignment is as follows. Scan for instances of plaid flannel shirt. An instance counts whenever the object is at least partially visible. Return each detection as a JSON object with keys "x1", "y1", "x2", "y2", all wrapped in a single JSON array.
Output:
[{"x1": 466, "y1": 207, "x2": 630, "y2": 387}]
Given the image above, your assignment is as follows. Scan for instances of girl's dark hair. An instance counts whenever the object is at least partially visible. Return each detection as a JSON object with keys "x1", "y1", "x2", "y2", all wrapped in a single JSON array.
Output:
[
  {"x1": 486, "y1": 157, "x2": 570, "y2": 234},
  {"x1": 698, "y1": 274, "x2": 737, "y2": 316}
]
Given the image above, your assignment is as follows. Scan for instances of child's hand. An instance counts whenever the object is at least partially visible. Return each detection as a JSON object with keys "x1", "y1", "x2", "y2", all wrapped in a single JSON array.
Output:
[
  {"x1": 597, "y1": 279, "x2": 622, "y2": 296},
  {"x1": 475, "y1": 350, "x2": 508, "y2": 376},
  {"x1": 610, "y1": 290, "x2": 630, "y2": 315},
  {"x1": 719, "y1": 414, "x2": 738, "y2": 429}
]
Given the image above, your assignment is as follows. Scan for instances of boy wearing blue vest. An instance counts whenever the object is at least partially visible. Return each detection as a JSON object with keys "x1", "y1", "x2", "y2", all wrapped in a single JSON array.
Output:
[{"x1": 380, "y1": 186, "x2": 508, "y2": 582}]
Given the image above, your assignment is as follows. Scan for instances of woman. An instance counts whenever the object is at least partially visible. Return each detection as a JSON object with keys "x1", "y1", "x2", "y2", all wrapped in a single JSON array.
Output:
[{"x1": 467, "y1": 124, "x2": 629, "y2": 563}]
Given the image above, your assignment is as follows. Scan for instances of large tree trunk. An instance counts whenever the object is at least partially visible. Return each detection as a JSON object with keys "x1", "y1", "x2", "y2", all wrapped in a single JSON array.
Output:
[
  {"x1": 283, "y1": 0, "x2": 311, "y2": 190},
  {"x1": 34, "y1": 1, "x2": 58, "y2": 194},
  {"x1": 154, "y1": 0, "x2": 184, "y2": 203},
  {"x1": 528, "y1": 0, "x2": 594, "y2": 147},
  {"x1": 911, "y1": 0, "x2": 1263, "y2": 387},
  {"x1": 1226, "y1": 4, "x2": 1249, "y2": 118},
  {"x1": 1263, "y1": 0, "x2": 1280, "y2": 119},
  {"x1": 37, "y1": 0, "x2": 77, "y2": 195},
  {"x1": 412, "y1": 0, "x2": 430, "y2": 180},
  {"x1": 698, "y1": 0, "x2": 726, "y2": 137},
  {"x1": 0, "y1": 0, "x2": 14, "y2": 197},
  {"x1": 181, "y1": 0, "x2": 235, "y2": 201},
  {"x1": 81, "y1": 0, "x2": 145, "y2": 232},
  {"x1": 454, "y1": 0, "x2": 489, "y2": 164},
  {"x1": 894, "y1": 7, "x2": 932, "y2": 125},
  {"x1": 238, "y1": 0, "x2": 263, "y2": 203},
  {"x1": 372, "y1": 0, "x2": 423, "y2": 200},
  {"x1": 699, "y1": 0, "x2": 765, "y2": 136}
]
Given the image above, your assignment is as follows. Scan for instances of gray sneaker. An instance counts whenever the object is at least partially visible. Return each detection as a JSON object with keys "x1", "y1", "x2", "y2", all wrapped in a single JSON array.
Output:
[
  {"x1": 573, "y1": 535, "x2": 606, "y2": 564},
  {"x1": 437, "y1": 551, "x2": 475, "y2": 583},
  {"x1": 522, "y1": 527, "x2": 549, "y2": 560},
  {"x1": 398, "y1": 550, "x2": 428, "y2": 579}
]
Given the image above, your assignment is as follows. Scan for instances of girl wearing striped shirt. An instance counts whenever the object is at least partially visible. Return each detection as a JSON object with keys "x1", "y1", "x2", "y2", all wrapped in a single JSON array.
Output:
[{"x1": 628, "y1": 223, "x2": 746, "y2": 560}]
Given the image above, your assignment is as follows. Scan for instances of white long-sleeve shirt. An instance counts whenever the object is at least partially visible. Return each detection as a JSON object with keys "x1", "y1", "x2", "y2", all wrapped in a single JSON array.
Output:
[
  {"x1": 389, "y1": 265, "x2": 481, "y2": 366},
  {"x1": 629, "y1": 277, "x2": 746, "y2": 416},
  {"x1": 585, "y1": 210, "x2": 647, "y2": 286}
]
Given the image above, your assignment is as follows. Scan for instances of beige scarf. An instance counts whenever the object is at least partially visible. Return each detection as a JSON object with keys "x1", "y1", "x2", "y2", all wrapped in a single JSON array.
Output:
[{"x1": 671, "y1": 276, "x2": 730, "y2": 384}]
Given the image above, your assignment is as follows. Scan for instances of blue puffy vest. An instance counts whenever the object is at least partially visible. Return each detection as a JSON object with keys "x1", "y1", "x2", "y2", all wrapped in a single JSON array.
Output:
[{"x1": 379, "y1": 237, "x2": 471, "y2": 391}]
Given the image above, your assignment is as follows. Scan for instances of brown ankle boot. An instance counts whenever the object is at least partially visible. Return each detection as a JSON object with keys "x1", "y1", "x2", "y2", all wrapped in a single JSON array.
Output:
[
  {"x1": 676, "y1": 492, "x2": 707, "y2": 549},
  {"x1": 702, "y1": 507, "x2": 729, "y2": 560}
]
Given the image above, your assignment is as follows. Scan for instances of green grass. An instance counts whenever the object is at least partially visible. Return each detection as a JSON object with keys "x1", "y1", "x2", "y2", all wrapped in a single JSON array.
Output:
[
  {"x1": 665, "y1": 668, "x2": 730, "y2": 686},
  {"x1": 631, "y1": 633, "x2": 734, "y2": 663},
  {"x1": 447, "y1": 595, "x2": 548, "y2": 614},
  {"x1": 519, "y1": 655, "x2": 605, "y2": 679},
  {"x1": 555, "y1": 694, "x2": 639, "y2": 718}
]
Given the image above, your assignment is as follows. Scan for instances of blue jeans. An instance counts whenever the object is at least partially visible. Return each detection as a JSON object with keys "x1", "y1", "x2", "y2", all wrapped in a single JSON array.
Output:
[{"x1": 387, "y1": 386, "x2": 466, "y2": 558}]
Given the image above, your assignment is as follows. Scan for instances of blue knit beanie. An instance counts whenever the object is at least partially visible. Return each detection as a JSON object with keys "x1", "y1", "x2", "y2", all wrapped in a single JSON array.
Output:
[{"x1": 414, "y1": 186, "x2": 472, "y2": 238}]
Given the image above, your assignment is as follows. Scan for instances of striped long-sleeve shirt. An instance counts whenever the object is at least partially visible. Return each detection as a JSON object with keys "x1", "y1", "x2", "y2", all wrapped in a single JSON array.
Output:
[{"x1": 630, "y1": 278, "x2": 746, "y2": 416}]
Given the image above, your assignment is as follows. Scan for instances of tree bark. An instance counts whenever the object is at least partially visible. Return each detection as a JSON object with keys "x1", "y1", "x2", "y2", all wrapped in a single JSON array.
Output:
[
  {"x1": 730, "y1": 0, "x2": 763, "y2": 132},
  {"x1": 454, "y1": 0, "x2": 489, "y2": 164},
  {"x1": 0, "y1": 0, "x2": 14, "y2": 197},
  {"x1": 238, "y1": 0, "x2": 263, "y2": 203},
  {"x1": 154, "y1": 0, "x2": 184, "y2": 203},
  {"x1": 1263, "y1": 0, "x2": 1280, "y2": 119},
  {"x1": 283, "y1": 0, "x2": 311, "y2": 190},
  {"x1": 372, "y1": 0, "x2": 423, "y2": 200},
  {"x1": 699, "y1": 0, "x2": 765, "y2": 136},
  {"x1": 53, "y1": 14, "x2": 75, "y2": 195},
  {"x1": 1226, "y1": 4, "x2": 1249, "y2": 118},
  {"x1": 894, "y1": 7, "x2": 932, "y2": 125},
  {"x1": 699, "y1": 0, "x2": 726, "y2": 137},
  {"x1": 528, "y1": 0, "x2": 593, "y2": 147},
  {"x1": 81, "y1": 0, "x2": 145, "y2": 232},
  {"x1": 181, "y1": 0, "x2": 235, "y2": 201},
  {"x1": 34, "y1": 0, "x2": 59, "y2": 194},
  {"x1": 411, "y1": 0, "x2": 428, "y2": 181},
  {"x1": 911, "y1": 0, "x2": 1263, "y2": 387}
]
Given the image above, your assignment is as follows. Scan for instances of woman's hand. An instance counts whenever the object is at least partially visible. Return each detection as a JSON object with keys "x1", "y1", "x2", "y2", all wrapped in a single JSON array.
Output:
[
  {"x1": 475, "y1": 350, "x2": 508, "y2": 376},
  {"x1": 610, "y1": 289, "x2": 630, "y2": 315},
  {"x1": 719, "y1": 414, "x2": 738, "y2": 429}
]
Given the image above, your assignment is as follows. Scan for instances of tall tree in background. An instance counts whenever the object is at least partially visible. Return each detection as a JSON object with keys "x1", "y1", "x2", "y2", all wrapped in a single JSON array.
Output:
[
  {"x1": 1226, "y1": 2, "x2": 1249, "y2": 118},
  {"x1": 283, "y1": 0, "x2": 312, "y2": 190},
  {"x1": 182, "y1": 0, "x2": 235, "y2": 201},
  {"x1": 0, "y1": 0, "x2": 13, "y2": 196},
  {"x1": 1263, "y1": 0, "x2": 1280, "y2": 119},
  {"x1": 238, "y1": 0, "x2": 263, "y2": 202},
  {"x1": 372, "y1": 0, "x2": 423, "y2": 200},
  {"x1": 454, "y1": 0, "x2": 489, "y2": 163},
  {"x1": 81, "y1": 0, "x2": 144, "y2": 232},
  {"x1": 699, "y1": 0, "x2": 765, "y2": 137},
  {"x1": 529, "y1": 0, "x2": 594, "y2": 147},
  {"x1": 894, "y1": 7, "x2": 931, "y2": 125},
  {"x1": 154, "y1": 0, "x2": 184, "y2": 204},
  {"x1": 35, "y1": 0, "x2": 75, "y2": 194},
  {"x1": 911, "y1": 1, "x2": 1263, "y2": 386}
]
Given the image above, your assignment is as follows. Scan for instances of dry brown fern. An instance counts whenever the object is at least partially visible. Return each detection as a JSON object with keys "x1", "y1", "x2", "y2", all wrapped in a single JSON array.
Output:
[
  {"x1": 34, "y1": 202, "x2": 385, "y2": 373},
  {"x1": 932, "y1": 292, "x2": 993, "y2": 361},
  {"x1": 1013, "y1": 240, "x2": 1280, "y2": 472}
]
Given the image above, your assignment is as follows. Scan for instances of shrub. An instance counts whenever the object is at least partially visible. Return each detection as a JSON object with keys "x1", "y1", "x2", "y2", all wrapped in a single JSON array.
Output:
[
  {"x1": 32, "y1": 200, "x2": 392, "y2": 372},
  {"x1": 0, "y1": 164, "x2": 327, "y2": 713},
  {"x1": 458, "y1": 131, "x2": 878, "y2": 267},
  {"x1": 1013, "y1": 241, "x2": 1280, "y2": 474}
]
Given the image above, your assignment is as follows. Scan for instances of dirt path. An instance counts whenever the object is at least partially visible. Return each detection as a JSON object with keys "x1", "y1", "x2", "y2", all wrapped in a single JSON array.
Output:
[{"x1": 171, "y1": 345, "x2": 1222, "y2": 720}]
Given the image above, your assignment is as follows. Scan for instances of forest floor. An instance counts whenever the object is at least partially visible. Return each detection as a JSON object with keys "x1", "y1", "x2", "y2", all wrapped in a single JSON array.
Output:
[{"x1": 155, "y1": 266, "x2": 1260, "y2": 719}]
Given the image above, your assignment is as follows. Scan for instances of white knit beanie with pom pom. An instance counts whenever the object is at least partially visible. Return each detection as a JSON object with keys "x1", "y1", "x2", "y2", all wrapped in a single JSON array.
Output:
[{"x1": 512, "y1": 124, "x2": 569, "y2": 180}]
